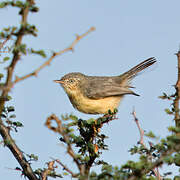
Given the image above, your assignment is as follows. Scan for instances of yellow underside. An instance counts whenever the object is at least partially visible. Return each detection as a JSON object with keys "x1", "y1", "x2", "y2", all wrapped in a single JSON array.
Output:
[{"x1": 67, "y1": 90, "x2": 123, "y2": 114}]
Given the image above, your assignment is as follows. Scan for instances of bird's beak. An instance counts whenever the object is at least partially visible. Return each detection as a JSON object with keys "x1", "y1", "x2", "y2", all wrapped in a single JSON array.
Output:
[{"x1": 53, "y1": 80, "x2": 64, "y2": 84}]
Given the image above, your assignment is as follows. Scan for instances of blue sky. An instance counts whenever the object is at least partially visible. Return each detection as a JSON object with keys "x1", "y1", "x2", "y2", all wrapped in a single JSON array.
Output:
[{"x1": 0, "y1": 0, "x2": 180, "y2": 179}]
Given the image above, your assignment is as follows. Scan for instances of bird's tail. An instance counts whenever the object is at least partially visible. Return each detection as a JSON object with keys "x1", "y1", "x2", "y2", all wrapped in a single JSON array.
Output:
[{"x1": 120, "y1": 57, "x2": 156, "y2": 81}]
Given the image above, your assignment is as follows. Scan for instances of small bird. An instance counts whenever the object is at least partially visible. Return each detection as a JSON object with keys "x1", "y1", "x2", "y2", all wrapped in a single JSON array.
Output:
[{"x1": 54, "y1": 57, "x2": 156, "y2": 114}]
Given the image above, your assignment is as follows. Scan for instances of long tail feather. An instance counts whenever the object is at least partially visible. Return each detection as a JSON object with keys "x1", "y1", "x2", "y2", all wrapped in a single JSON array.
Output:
[{"x1": 121, "y1": 57, "x2": 156, "y2": 80}]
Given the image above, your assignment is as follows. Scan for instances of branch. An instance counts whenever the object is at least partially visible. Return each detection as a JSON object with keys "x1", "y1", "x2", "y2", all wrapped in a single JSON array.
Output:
[
  {"x1": 128, "y1": 146, "x2": 177, "y2": 180},
  {"x1": 0, "y1": 0, "x2": 34, "y2": 114},
  {"x1": 132, "y1": 110, "x2": 144, "y2": 146},
  {"x1": 0, "y1": 121, "x2": 38, "y2": 180},
  {"x1": 0, "y1": 1, "x2": 39, "y2": 180},
  {"x1": 14, "y1": 27, "x2": 95, "y2": 84},
  {"x1": 53, "y1": 158, "x2": 78, "y2": 177},
  {"x1": 45, "y1": 114, "x2": 85, "y2": 176},
  {"x1": 41, "y1": 161, "x2": 55, "y2": 180},
  {"x1": 132, "y1": 110, "x2": 162, "y2": 180},
  {"x1": 0, "y1": 36, "x2": 10, "y2": 52},
  {"x1": 174, "y1": 51, "x2": 180, "y2": 128}
]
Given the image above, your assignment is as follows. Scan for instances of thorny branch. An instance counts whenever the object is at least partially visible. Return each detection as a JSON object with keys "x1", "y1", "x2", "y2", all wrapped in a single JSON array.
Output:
[
  {"x1": 132, "y1": 110, "x2": 162, "y2": 180},
  {"x1": 0, "y1": 1, "x2": 39, "y2": 180},
  {"x1": 46, "y1": 114, "x2": 85, "y2": 177},
  {"x1": 0, "y1": 0, "x2": 34, "y2": 113},
  {"x1": 14, "y1": 27, "x2": 95, "y2": 84},
  {"x1": 174, "y1": 51, "x2": 180, "y2": 128}
]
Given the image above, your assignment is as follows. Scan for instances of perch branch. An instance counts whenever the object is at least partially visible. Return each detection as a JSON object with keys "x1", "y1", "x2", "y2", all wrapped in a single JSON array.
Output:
[{"x1": 14, "y1": 27, "x2": 95, "y2": 84}]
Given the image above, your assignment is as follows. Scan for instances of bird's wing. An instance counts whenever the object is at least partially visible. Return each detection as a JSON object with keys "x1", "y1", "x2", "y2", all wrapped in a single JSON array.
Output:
[{"x1": 83, "y1": 77, "x2": 139, "y2": 99}]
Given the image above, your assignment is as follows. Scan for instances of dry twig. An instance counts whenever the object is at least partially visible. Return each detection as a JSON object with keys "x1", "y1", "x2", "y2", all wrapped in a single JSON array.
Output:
[
  {"x1": 132, "y1": 110, "x2": 162, "y2": 180},
  {"x1": 14, "y1": 27, "x2": 95, "y2": 84},
  {"x1": 52, "y1": 158, "x2": 78, "y2": 178},
  {"x1": 132, "y1": 110, "x2": 144, "y2": 145}
]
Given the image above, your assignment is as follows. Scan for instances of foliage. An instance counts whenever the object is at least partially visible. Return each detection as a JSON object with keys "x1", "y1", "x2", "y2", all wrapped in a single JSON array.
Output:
[{"x1": 46, "y1": 111, "x2": 180, "y2": 180}]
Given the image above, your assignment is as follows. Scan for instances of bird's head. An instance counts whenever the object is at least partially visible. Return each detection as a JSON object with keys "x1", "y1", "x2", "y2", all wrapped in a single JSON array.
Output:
[{"x1": 54, "y1": 72, "x2": 86, "y2": 95}]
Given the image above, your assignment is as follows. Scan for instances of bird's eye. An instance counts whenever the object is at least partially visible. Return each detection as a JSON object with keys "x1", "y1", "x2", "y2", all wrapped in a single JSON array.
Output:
[{"x1": 68, "y1": 79, "x2": 75, "y2": 83}]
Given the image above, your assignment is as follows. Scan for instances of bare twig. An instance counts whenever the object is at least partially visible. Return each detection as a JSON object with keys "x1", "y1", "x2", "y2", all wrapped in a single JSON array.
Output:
[
  {"x1": 132, "y1": 110, "x2": 145, "y2": 146},
  {"x1": 53, "y1": 158, "x2": 78, "y2": 177},
  {"x1": 14, "y1": 27, "x2": 95, "y2": 84},
  {"x1": 132, "y1": 110, "x2": 162, "y2": 180},
  {"x1": 45, "y1": 114, "x2": 85, "y2": 176}
]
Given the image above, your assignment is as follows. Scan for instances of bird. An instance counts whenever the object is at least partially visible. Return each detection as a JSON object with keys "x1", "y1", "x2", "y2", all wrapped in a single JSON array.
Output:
[{"x1": 54, "y1": 57, "x2": 156, "y2": 114}]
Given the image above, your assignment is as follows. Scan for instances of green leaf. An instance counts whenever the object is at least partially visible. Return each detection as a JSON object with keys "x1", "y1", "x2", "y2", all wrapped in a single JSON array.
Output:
[
  {"x1": 63, "y1": 172, "x2": 68, "y2": 176},
  {"x1": 87, "y1": 142, "x2": 94, "y2": 151},
  {"x1": 19, "y1": 44, "x2": 27, "y2": 54},
  {"x1": 164, "y1": 108, "x2": 173, "y2": 115},
  {"x1": 7, "y1": 106, "x2": 15, "y2": 112},
  {"x1": 28, "y1": 154, "x2": 38, "y2": 161},
  {"x1": 3, "y1": 56, "x2": 10, "y2": 61},
  {"x1": 84, "y1": 156, "x2": 90, "y2": 162},
  {"x1": 102, "y1": 165, "x2": 113, "y2": 173},
  {"x1": 113, "y1": 108, "x2": 118, "y2": 113},
  {"x1": 87, "y1": 118, "x2": 95, "y2": 124},
  {"x1": 163, "y1": 155, "x2": 174, "y2": 164},
  {"x1": 174, "y1": 176, "x2": 180, "y2": 180},
  {"x1": 30, "y1": 6, "x2": 39, "y2": 13},
  {"x1": 6, "y1": 95, "x2": 12, "y2": 101},
  {"x1": 14, "y1": 44, "x2": 27, "y2": 54},
  {"x1": 174, "y1": 153, "x2": 180, "y2": 166},
  {"x1": 0, "y1": 32, "x2": 5, "y2": 38},
  {"x1": 168, "y1": 126, "x2": 180, "y2": 133},
  {"x1": 15, "y1": 1, "x2": 24, "y2": 8},
  {"x1": 108, "y1": 109, "x2": 113, "y2": 115},
  {"x1": 0, "y1": 2, "x2": 7, "y2": 8},
  {"x1": 0, "y1": 73, "x2": 4, "y2": 79},
  {"x1": 145, "y1": 131, "x2": 156, "y2": 138},
  {"x1": 9, "y1": 114, "x2": 16, "y2": 118},
  {"x1": 13, "y1": 121, "x2": 23, "y2": 127},
  {"x1": 69, "y1": 114, "x2": 78, "y2": 121},
  {"x1": 30, "y1": 49, "x2": 46, "y2": 58},
  {"x1": 1, "y1": 113, "x2": 6, "y2": 118}
]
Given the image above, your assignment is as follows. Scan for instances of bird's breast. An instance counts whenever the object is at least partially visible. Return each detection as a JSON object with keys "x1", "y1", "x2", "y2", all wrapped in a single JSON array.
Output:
[{"x1": 67, "y1": 89, "x2": 123, "y2": 114}]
